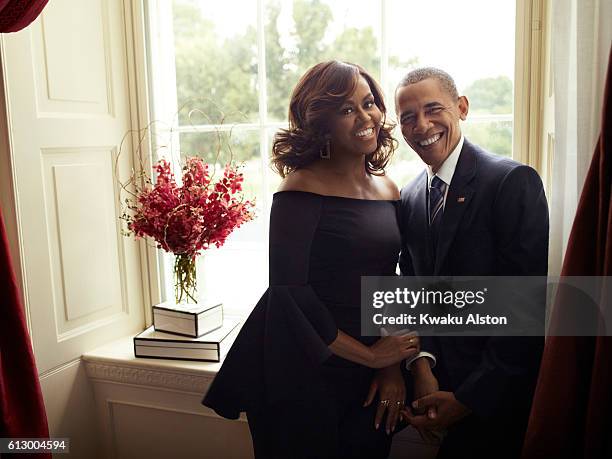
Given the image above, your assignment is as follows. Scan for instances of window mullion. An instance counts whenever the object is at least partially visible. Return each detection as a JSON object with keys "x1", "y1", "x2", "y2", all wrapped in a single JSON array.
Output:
[
  {"x1": 147, "y1": 0, "x2": 183, "y2": 309},
  {"x1": 380, "y1": 0, "x2": 389, "y2": 97},
  {"x1": 256, "y1": 0, "x2": 269, "y2": 198}
]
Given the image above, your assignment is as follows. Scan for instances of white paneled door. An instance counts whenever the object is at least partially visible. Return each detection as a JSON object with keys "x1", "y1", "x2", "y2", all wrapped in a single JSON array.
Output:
[{"x1": 1, "y1": 0, "x2": 145, "y2": 373}]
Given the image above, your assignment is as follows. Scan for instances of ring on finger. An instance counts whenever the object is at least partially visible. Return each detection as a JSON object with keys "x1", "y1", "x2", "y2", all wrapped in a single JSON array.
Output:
[
  {"x1": 395, "y1": 401, "x2": 404, "y2": 407},
  {"x1": 379, "y1": 399, "x2": 389, "y2": 407}
]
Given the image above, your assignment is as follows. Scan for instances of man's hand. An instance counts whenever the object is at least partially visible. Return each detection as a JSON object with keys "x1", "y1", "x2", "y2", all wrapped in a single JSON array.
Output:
[
  {"x1": 411, "y1": 358, "x2": 439, "y2": 417},
  {"x1": 408, "y1": 357, "x2": 440, "y2": 442},
  {"x1": 403, "y1": 391, "x2": 471, "y2": 432},
  {"x1": 363, "y1": 364, "x2": 406, "y2": 435}
]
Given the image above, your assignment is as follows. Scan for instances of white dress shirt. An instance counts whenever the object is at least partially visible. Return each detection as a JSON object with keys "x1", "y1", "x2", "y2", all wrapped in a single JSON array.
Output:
[
  {"x1": 405, "y1": 135, "x2": 465, "y2": 371},
  {"x1": 426, "y1": 135, "x2": 464, "y2": 208}
]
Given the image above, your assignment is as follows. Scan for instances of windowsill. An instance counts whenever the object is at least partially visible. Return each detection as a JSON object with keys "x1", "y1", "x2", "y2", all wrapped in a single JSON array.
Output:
[{"x1": 82, "y1": 333, "x2": 225, "y2": 395}]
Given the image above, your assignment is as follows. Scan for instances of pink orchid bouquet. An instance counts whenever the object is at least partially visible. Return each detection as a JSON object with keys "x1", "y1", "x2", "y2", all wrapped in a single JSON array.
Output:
[{"x1": 124, "y1": 157, "x2": 255, "y2": 303}]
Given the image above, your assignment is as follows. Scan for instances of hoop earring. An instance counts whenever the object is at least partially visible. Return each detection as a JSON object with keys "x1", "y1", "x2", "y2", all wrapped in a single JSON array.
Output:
[{"x1": 320, "y1": 137, "x2": 331, "y2": 160}]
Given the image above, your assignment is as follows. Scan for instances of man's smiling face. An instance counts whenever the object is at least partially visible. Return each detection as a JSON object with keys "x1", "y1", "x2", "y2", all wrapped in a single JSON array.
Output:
[{"x1": 395, "y1": 78, "x2": 469, "y2": 172}]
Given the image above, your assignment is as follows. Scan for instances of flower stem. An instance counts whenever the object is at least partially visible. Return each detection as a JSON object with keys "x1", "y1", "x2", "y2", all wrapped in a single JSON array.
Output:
[{"x1": 174, "y1": 253, "x2": 197, "y2": 304}]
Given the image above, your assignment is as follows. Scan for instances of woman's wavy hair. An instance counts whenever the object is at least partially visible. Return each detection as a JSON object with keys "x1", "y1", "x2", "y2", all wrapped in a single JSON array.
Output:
[{"x1": 271, "y1": 61, "x2": 396, "y2": 178}]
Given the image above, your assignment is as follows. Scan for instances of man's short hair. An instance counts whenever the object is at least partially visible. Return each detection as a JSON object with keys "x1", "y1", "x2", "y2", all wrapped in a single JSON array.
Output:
[{"x1": 397, "y1": 67, "x2": 459, "y2": 100}]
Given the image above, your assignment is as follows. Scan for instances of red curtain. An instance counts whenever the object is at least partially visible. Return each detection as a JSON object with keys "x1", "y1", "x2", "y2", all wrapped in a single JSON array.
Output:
[
  {"x1": 2, "y1": 3, "x2": 52, "y2": 457},
  {"x1": 0, "y1": 0, "x2": 48, "y2": 33},
  {"x1": 0, "y1": 208, "x2": 50, "y2": 457},
  {"x1": 522, "y1": 47, "x2": 612, "y2": 459}
]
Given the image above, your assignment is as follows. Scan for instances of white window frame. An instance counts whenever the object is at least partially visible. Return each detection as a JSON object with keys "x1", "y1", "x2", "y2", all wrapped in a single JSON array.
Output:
[
  {"x1": 514, "y1": 0, "x2": 550, "y2": 173},
  {"x1": 134, "y1": 0, "x2": 550, "y2": 323}
]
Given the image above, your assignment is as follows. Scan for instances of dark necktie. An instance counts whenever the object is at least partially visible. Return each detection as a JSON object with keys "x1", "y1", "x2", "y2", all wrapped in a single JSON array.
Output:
[{"x1": 428, "y1": 176, "x2": 447, "y2": 253}]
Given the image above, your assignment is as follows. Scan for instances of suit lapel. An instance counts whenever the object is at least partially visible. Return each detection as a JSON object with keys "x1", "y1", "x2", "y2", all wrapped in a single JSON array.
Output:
[{"x1": 434, "y1": 141, "x2": 477, "y2": 274}]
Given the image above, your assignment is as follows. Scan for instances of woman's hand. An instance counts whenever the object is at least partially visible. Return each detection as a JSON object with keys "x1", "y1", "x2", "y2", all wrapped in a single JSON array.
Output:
[
  {"x1": 368, "y1": 334, "x2": 419, "y2": 369},
  {"x1": 328, "y1": 331, "x2": 418, "y2": 369},
  {"x1": 363, "y1": 364, "x2": 406, "y2": 435}
]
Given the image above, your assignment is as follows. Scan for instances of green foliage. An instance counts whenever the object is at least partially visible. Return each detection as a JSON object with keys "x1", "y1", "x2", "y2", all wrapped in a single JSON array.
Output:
[
  {"x1": 264, "y1": 1, "x2": 381, "y2": 120},
  {"x1": 173, "y1": 1, "x2": 258, "y2": 126},
  {"x1": 172, "y1": 0, "x2": 388, "y2": 162},
  {"x1": 292, "y1": 0, "x2": 332, "y2": 72},
  {"x1": 463, "y1": 76, "x2": 513, "y2": 114},
  {"x1": 265, "y1": 1, "x2": 293, "y2": 121},
  {"x1": 323, "y1": 27, "x2": 380, "y2": 78},
  {"x1": 462, "y1": 122, "x2": 513, "y2": 157},
  {"x1": 462, "y1": 76, "x2": 513, "y2": 157},
  {"x1": 169, "y1": 0, "x2": 514, "y2": 172}
]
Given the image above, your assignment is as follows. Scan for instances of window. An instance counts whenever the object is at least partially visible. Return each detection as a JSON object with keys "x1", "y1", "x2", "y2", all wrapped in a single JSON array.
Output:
[{"x1": 145, "y1": 0, "x2": 518, "y2": 315}]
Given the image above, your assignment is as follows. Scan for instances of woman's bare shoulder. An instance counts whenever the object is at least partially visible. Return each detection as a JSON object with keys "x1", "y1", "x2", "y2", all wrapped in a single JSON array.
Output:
[
  {"x1": 374, "y1": 173, "x2": 400, "y2": 200},
  {"x1": 277, "y1": 168, "x2": 328, "y2": 194}
]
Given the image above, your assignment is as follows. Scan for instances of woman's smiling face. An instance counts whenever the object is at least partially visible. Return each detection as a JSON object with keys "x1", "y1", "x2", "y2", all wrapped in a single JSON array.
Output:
[{"x1": 327, "y1": 76, "x2": 383, "y2": 157}]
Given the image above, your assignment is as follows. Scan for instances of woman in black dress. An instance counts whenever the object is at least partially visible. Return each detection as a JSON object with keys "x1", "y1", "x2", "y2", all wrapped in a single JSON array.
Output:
[{"x1": 203, "y1": 61, "x2": 418, "y2": 458}]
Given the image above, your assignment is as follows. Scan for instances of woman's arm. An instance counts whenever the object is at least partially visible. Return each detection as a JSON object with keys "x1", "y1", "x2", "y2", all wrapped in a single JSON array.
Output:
[
  {"x1": 329, "y1": 330, "x2": 419, "y2": 368},
  {"x1": 269, "y1": 192, "x2": 418, "y2": 368}
]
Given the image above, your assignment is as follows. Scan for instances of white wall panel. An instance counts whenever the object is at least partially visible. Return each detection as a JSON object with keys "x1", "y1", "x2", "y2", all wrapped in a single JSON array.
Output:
[
  {"x1": 83, "y1": 348, "x2": 255, "y2": 459},
  {"x1": 1, "y1": 0, "x2": 147, "y2": 456},
  {"x1": 54, "y1": 161, "x2": 120, "y2": 320},
  {"x1": 33, "y1": 0, "x2": 112, "y2": 116},
  {"x1": 2, "y1": 0, "x2": 143, "y2": 373},
  {"x1": 40, "y1": 148, "x2": 126, "y2": 333},
  {"x1": 39, "y1": 360, "x2": 102, "y2": 459},
  {"x1": 110, "y1": 401, "x2": 252, "y2": 459}
]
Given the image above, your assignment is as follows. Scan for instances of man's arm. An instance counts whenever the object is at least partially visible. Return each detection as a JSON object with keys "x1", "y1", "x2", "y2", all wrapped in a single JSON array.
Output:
[
  {"x1": 397, "y1": 195, "x2": 439, "y2": 422},
  {"x1": 398, "y1": 195, "x2": 438, "y2": 369},
  {"x1": 454, "y1": 165, "x2": 549, "y2": 418}
]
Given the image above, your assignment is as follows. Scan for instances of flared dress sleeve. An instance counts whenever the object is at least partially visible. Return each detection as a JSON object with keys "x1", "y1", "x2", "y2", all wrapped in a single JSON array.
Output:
[{"x1": 202, "y1": 192, "x2": 339, "y2": 419}]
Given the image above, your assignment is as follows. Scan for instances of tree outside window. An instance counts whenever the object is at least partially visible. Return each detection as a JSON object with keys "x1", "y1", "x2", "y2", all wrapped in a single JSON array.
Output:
[{"x1": 149, "y1": 0, "x2": 516, "y2": 312}]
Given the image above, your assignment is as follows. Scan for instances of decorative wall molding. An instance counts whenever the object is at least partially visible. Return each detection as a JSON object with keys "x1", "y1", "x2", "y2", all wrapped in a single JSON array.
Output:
[
  {"x1": 39, "y1": 356, "x2": 82, "y2": 380},
  {"x1": 84, "y1": 360, "x2": 215, "y2": 393}
]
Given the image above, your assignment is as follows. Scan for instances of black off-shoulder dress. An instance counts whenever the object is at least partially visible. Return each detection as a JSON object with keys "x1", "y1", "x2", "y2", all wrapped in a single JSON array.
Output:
[{"x1": 202, "y1": 191, "x2": 402, "y2": 458}]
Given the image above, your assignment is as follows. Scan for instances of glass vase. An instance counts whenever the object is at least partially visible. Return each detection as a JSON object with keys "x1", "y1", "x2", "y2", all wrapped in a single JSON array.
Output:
[{"x1": 174, "y1": 253, "x2": 197, "y2": 304}]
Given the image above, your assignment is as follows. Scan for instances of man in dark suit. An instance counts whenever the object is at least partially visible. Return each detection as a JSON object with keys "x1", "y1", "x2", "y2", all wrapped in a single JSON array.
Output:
[{"x1": 395, "y1": 68, "x2": 549, "y2": 458}]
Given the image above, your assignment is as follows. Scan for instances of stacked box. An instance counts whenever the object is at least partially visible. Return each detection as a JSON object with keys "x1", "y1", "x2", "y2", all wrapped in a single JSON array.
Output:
[
  {"x1": 152, "y1": 302, "x2": 223, "y2": 338},
  {"x1": 133, "y1": 302, "x2": 240, "y2": 362},
  {"x1": 134, "y1": 318, "x2": 240, "y2": 362}
]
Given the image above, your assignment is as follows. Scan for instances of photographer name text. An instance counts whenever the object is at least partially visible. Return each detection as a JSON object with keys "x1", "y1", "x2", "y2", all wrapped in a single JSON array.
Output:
[{"x1": 372, "y1": 313, "x2": 508, "y2": 326}]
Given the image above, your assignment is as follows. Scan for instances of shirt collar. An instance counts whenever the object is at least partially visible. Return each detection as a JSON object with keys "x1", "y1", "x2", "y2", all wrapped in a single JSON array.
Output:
[{"x1": 426, "y1": 135, "x2": 464, "y2": 186}]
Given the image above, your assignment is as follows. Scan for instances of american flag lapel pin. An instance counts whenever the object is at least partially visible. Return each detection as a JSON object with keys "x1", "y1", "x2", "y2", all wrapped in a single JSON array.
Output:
[{"x1": 457, "y1": 197, "x2": 466, "y2": 203}]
